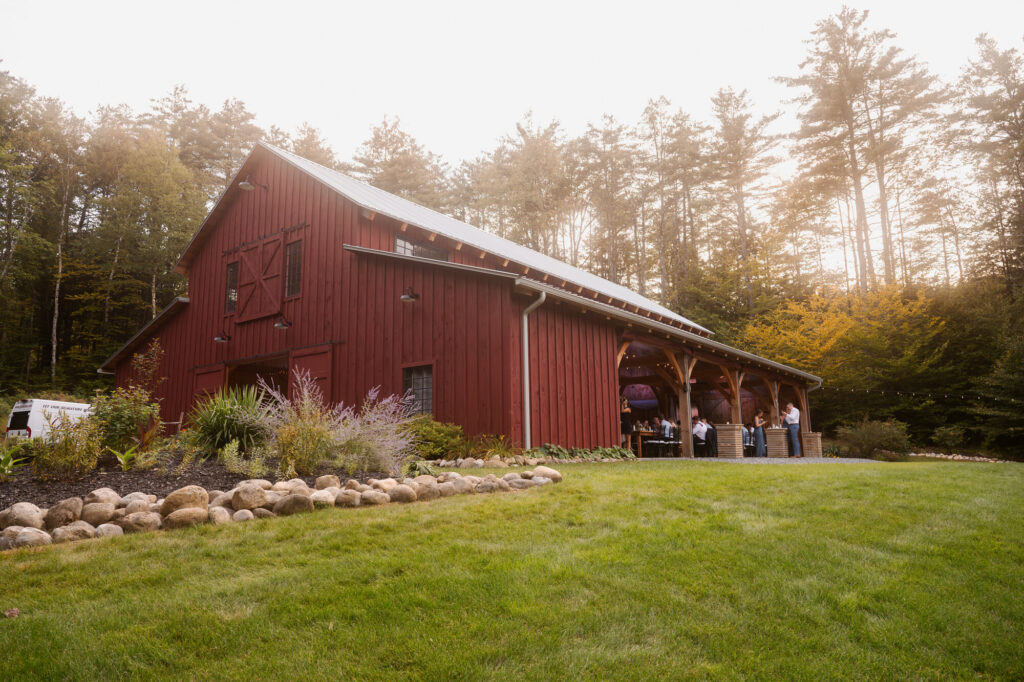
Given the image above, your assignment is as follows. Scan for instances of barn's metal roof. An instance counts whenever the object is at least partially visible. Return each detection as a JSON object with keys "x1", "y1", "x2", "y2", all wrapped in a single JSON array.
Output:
[{"x1": 258, "y1": 143, "x2": 712, "y2": 335}]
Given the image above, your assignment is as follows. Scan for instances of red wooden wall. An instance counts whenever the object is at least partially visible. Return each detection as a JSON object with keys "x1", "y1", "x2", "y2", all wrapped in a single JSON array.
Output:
[{"x1": 114, "y1": 148, "x2": 621, "y2": 447}]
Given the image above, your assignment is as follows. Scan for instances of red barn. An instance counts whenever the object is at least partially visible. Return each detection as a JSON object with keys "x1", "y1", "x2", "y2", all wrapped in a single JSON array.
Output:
[{"x1": 99, "y1": 143, "x2": 820, "y2": 455}]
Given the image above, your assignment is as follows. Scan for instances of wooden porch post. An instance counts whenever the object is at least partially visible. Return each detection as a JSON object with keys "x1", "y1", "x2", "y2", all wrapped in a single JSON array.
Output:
[
  {"x1": 797, "y1": 385, "x2": 811, "y2": 432},
  {"x1": 665, "y1": 350, "x2": 694, "y2": 458},
  {"x1": 768, "y1": 378, "x2": 780, "y2": 426}
]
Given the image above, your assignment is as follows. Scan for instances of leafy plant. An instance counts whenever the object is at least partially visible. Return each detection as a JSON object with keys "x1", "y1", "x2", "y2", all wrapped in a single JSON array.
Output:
[
  {"x1": 30, "y1": 416, "x2": 103, "y2": 481},
  {"x1": 404, "y1": 415, "x2": 465, "y2": 460},
  {"x1": 822, "y1": 444, "x2": 843, "y2": 458},
  {"x1": 932, "y1": 425, "x2": 967, "y2": 454},
  {"x1": 188, "y1": 385, "x2": 270, "y2": 454},
  {"x1": 107, "y1": 444, "x2": 139, "y2": 471},
  {"x1": 0, "y1": 438, "x2": 31, "y2": 482},
  {"x1": 837, "y1": 418, "x2": 911, "y2": 459},
  {"x1": 219, "y1": 439, "x2": 269, "y2": 478},
  {"x1": 334, "y1": 387, "x2": 417, "y2": 476},
  {"x1": 91, "y1": 386, "x2": 163, "y2": 452},
  {"x1": 402, "y1": 458, "x2": 434, "y2": 478},
  {"x1": 476, "y1": 434, "x2": 521, "y2": 460}
]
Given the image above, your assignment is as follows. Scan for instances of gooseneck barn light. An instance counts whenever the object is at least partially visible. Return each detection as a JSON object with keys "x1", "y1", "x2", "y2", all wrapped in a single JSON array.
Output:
[
  {"x1": 238, "y1": 175, "x2": 268, "y2": 192},
  {"x1": 213, "y1": 332, "x2": 231, "y2": 343},
  {"x1": 273, "y1": 315, "x2": 292, "y2": 330},
  {"x1": 400, "y1": 287, "x2": 420, "y2": 303}
]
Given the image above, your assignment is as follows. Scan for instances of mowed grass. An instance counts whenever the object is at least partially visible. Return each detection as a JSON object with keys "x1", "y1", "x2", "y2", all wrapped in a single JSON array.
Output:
[{"x1": 2, "y1": 462, "x2": 1023, "y2": 680}]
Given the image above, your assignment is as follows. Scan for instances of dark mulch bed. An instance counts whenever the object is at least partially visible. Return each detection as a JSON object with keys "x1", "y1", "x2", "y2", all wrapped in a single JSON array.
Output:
[{"x1": 1, "y1": 461, "x2": 385, "y2": 509}]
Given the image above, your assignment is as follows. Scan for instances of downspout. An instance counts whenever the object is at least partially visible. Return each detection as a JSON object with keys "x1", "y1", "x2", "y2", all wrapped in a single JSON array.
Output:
[{"x1": 521, "y1": 291, "x2": 546, "y2": 450}]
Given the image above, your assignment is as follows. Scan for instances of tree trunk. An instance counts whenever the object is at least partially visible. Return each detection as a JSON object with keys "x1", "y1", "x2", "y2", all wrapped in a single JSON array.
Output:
[
  {"x1": 151, "y1": 271, "x2": 158, "y2": 319},
  {"x1": 51, "y1": 186, "x2": 71, "y2": 386},
  {"x1": 845, "y1": 118, "x2": 874, "y2": 290},
  {"x1": 103, "y1": 235, "x2": 123, "y2": 325}
]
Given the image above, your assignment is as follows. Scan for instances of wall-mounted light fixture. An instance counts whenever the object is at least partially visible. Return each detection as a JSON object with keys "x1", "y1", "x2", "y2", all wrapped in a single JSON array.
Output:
[
  {"x1": 400, "y1": 286, "x2": 420, "y2": 303},
  {"x1": 213, "y1": 332, "x2": 232, "y2": 343},
  {"x1": 238, "y1": 175, "x2": 269, "y2": 192},
  {"x1": 273, "y1": 315, "x2": 292, "y2": 330}
]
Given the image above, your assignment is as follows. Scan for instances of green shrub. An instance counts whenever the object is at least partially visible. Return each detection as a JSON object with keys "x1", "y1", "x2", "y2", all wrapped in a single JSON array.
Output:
[
  {"x1": 837, "y1": 418, "x2": 911, "y2": 459},
  {"x1": 404, "y1": 415, "x2": 465, "y2": 460},
  {"x1": 91, "y1": 386, "x2": 162, "y2": 452},
  {"x1": 277, "y1": 417, "x2": 338, "y2": 477},
  {"x1": 933, "y1": 425, "x2": 967, "y2": 454},
  {"x1": 0, "y1": 438, "x2": 31, "y2": 482},
  {"x1": 30, "y1": 417, "x2": 103, "y2": 481},
  {"x1": 822, "y1": 444, "x2": 843, "y2": 458},
  {"x1": 219, "y1": 439, "x2": 270, "y2": 478},
  {"x1": 189, "y1": 386, "x2": 270, "y2": 454},
  {"x1": 402, "y1": 458, "x2": 434, "y2": 478}
]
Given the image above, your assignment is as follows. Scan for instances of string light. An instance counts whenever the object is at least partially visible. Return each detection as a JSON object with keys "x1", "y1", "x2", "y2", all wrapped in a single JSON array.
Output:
[{"x1": 816, "y1": 385, "x2": 1014, "y2": 403}]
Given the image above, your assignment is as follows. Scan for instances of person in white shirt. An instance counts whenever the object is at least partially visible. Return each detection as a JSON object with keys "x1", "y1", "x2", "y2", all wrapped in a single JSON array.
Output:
[
  {"x1": 782, "y1": 402, "x2": 802, "y2": 456},
  {"x1": 660, "y1": 416, "x2": 673, "y2": 439},
  {"x1": 691, "y1": 416, "x2": 707, "y2": 457}
]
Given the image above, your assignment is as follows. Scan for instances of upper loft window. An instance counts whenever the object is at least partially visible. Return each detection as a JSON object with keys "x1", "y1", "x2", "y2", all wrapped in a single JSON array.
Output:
[
  {"x1": 395, "y1": 236, "x2": 448, "y2": 262},
  {"x1": 285, "y1": 240, "x2": 302, "y2": 297},
  {"x1": 225, "y1": 262, "x2": 239, "y2": 313}
]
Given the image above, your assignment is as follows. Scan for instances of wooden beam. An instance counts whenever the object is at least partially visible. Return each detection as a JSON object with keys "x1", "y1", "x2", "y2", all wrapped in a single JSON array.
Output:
[
  {"x1": 501, "y1": 258, "x2": 509, "y2": 267},
  {"x1": 455, "y1": 241, "x2": 462, "y2": 250},
  {"x1": 616, "y1": 341, "x2": 631, "y2": 368},
  {"x1": 542, "y1": 273, "x2": 549, "y2": 282},
  {"x1": 576, "y1": 285, "x2": 583, "y2": 294},
  {"x1": 427, "y1": 232, "x2": 437, "y2": 242},
  {"x1": 522, "y1": 266, "x2": 529, "y2": 275},
  {"x1": 400, "y1": 222, "x2": 407, "y2": 232},
  {"x1": 478, "y1": 250, "x2": 486, "y2": 260}
]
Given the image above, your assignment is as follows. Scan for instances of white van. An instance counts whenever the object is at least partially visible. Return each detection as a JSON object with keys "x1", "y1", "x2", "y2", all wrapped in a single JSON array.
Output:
[{"x1": 5, "y1": 399, "x2": 92, "y2": 439}]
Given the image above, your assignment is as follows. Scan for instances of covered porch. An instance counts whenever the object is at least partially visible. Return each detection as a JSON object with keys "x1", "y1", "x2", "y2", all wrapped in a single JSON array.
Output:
[{"x1": 616, "y1": 335, "x2": 817, "y2": 458}]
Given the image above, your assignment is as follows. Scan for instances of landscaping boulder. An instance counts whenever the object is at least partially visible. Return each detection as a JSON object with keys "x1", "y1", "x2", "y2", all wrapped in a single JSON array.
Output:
[
  {"x1": 119, "y1": 511, "x2": 162, "y2": 533},
  {"x1": 450, "y1": 478, "x2": 474, "y2": 495},
  {"x1": 232, "y1": 484, "x2": 267, "y2": 511},
  {"x1": 52, "y1": 520, "x2": 96, "y2": 543},
  {"x1": 261, "y1": 491, "x2": 283, "y2": 511},
  {"x1": 310, "y1": 489, "x2": 336, "y2": 508},
  {"x1": 94, "y1": 523, "x2": 123, "y2": 538},
  {"x1": 531, "y1": 466, "x2": 562, "y2": 483},
  {"x1": 520, "y1": 470, "x2": 534, "y2": 479},
  {"x1": 124, "y1": 500, "x2": 150, "y2": 515},
  {"x1": 0, "y1": 526, "x2": 23, "y2": 550},
  {"x1": 288, "y1": 485, "x2": 313, "y2": 497},
  {"x1": 232, "y1": 509, "x2": 254, "y2": 522},
  {"x1": 208, "y1": 506, "x2": 232, "y2": 525},
  {"x1": 163, "y1": 507, "x2": 209, "y2": 529},
  {"x1": 416, "y1": 481, "x2": 441, "y2": 501},
  {"x1": 252, "y1": 508, "x2": 276, "y2": 519},
  {"x1": 359, "y1": 490, "x2": 390, "y2": 506},
  {"x1": 119, "y1": 492, "x2": 150, "y2": 508},
  {"x1": 370, "y1": 478, "x2": 398, "y2": 493},
  {"x1": 81, "y1": 503, "x2": 116, "y2": 526},
  {"x1": 387, "y1": 484, "x2": 417, "y2": 503},
  {"x1": 501, "y1": 472, "x2": 522, "y2": 482},
  {"x1": 474, "y1": 480, "x2": 500, "y2": 494},
  {"x1": 343, "y1": 479, "x2": 362, "y2": 491},
  {"x1": 334, "y1": 490, "x2": 361, "y2": 508},
  {"x1": 533, "y1": 476, "x2": 553, "y2": 485},
  {"x1": 84, "y1": 488, "x2": 120, "y2": 506},
  {"x1": 273, "y1": 494, "x2": 315, "y2": 516},
  {"x1": 438, "y1": 481, "x2": 457, "y2": 497},
  {"x1": 458, "y1": 458, "x2": 477, "y2": 469},
  {"x1": 508, "y1": 478, "x2": 539, "y2": 490},
  {"x1": 315, "y1": 475, "x2": 341, "y2": 490},
  {"x1": 271, "y1": 481, "x2": 293, "y2": 492},
  {"x1": 160, "y1": 486, "x2": 209, "y2": 516},
  {"x1": 3, "y1": 502, "x2": 44, "y2": 530},
  {"x1": 209, "y1": 492, "x2": 234, "y2": 509},
  {"x1": 44, "y1": 497, "x2": 83, "y2": 530},
  {"x1": 13, "y1": 527, "x2": 52, "y2": 548},
  {"x1": 237, "y1": 478, "x2": 272, "y2": 490}
]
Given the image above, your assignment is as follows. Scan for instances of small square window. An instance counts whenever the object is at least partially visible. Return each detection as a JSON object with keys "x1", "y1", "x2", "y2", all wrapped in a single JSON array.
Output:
[
  {"x1": 285, "y1": 241, "x2": 302, "y2": 297},
  {"x1": 225, "y1": 262, "x2": 239, "y2": 313},
  {"x1": 402, "y1": 365, "x2": 433, "y2": 415}
]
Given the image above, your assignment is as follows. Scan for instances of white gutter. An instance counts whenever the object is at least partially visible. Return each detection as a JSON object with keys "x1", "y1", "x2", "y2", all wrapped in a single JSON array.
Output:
[{"x1": 521, "y1": 291, "x2": 546, "y2": 449}]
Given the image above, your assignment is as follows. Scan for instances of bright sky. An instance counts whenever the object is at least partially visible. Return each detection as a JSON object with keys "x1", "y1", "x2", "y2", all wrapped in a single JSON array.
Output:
[{"x1": 3, "y1": 0, "x2": 1022, "y2": 165}]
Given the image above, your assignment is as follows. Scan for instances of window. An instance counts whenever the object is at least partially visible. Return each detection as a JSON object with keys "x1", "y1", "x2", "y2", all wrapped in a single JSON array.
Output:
[
  {"x1": 403, "y1": 365, "x2": 433, "y2": 415},
  {"x1": 395, "y1": 236, "x2": 448, "y2": 262},
  {"x1": 285, "y1": 240, "x2": 302, "y2": 297},
  {"x1": 225, "y1": 262, "x2": 239, "y2": 313}
]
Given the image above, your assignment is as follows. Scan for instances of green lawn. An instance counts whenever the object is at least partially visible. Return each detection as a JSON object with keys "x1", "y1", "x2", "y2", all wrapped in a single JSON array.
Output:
[{"x1": 2, "y1": 461, "x2": 1022, "y2": 680}]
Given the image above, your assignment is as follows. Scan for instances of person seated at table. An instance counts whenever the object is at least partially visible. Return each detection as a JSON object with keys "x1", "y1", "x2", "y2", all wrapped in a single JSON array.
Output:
[
  {"x1": 702, "y1": 417, "x2": 719, "y2": 456},
  {"x1": 742, "y1": 422, "x2": 755, "y2": 457},
  {"x1": 692, "y1": 416, "x2": 708, "y2": 456}
]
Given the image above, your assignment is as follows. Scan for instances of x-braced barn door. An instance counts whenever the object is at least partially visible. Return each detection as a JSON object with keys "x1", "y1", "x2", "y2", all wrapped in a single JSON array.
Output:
[{"x1": 236, "y1": 236, "x2": 283, "y2": 322}]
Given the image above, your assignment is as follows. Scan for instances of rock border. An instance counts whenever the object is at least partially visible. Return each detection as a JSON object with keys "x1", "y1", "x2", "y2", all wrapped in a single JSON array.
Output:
[{"x1": 0, "y1": 467, "x2": 563, "y2": 551}]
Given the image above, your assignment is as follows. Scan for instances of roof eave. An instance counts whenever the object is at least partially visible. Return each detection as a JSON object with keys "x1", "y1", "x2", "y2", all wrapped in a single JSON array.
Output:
[{"x1": 97, "y1": 297, "x2": 190, "y2": 374}]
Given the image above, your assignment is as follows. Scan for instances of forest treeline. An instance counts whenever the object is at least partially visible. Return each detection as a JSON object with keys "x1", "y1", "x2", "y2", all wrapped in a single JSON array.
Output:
[{"x1": 1, "y1": 8, "x2": 1022, "y2": 452}]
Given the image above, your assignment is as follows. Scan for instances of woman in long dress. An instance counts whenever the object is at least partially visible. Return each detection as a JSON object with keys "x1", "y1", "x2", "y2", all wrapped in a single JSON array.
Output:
[
  {"x1": 754, "y1": 409, "x2": 768, "y2": 458},
  {"x1": 620, "y1": 397, "x2": 632, "y2": 451}
]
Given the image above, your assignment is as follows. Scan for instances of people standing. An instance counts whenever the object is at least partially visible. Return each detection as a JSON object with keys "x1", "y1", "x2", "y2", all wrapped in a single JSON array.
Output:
[
  {"x1": 782, "y1": 402, "x2": 802, "y2": 457},
  {"x1": 702, "y1": 417, "x2": 718, "y2": 457},
  {"x1": 620, "y1": 397, "x2": 632, "y2": 451},
  {"x1": 753, "y1": 409, "x2": 767, "y2": 458}
]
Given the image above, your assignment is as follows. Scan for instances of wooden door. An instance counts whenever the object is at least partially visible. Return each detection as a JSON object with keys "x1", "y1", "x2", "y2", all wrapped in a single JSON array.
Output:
[{"x1": 290, "y1": 344, "x2": 332, "y2": 403}]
